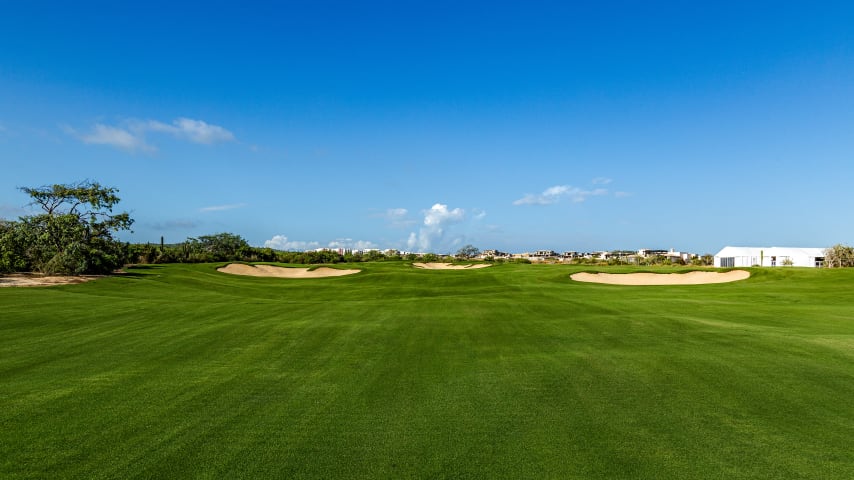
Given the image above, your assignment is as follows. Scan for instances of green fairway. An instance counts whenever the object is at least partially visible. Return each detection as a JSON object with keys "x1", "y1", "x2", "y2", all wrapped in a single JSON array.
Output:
[{"x1": 1, "y1": 263, "x2": 853, "y2": 479}]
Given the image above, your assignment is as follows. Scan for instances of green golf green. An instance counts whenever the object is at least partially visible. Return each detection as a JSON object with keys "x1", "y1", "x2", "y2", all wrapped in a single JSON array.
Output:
[{"x1": 1, "y1": 263, "x2": 852, "y2": 478}]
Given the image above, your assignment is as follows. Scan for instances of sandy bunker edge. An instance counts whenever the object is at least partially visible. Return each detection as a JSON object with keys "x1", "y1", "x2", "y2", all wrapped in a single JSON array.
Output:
[
  {"x1": 570, "y1": 270, "x2": 750, "y2": 285},
  {"x1": 218, "y1": 263, "x2": 360, "y2": 278}
]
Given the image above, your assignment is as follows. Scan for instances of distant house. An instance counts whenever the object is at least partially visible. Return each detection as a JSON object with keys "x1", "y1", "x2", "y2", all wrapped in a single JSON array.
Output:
[
  {"x1": 478, "y1": 249, "x2": 509, "y2": 259},
  {"x1": 638, "y1": 248, "x2": 694, "y2": 263},
  {"x1": 638, "y1": 249, "x2": 668, "y2": 258},
  {"x1": 714, "y1": 246, "x2": 826, "y2": 268}
]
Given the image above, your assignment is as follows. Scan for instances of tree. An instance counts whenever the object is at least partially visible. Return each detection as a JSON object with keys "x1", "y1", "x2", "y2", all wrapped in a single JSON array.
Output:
[
  {"x1": 456, "y1": 244, "x2": 480, "y2": 259},
  {"x1": 0, "y1": 220, "x2": 29, "y2": 273},
  {"x1": 195, "y1": 233, "x2": 250, "y2": 261},
  {"x1": 824, "y1": 244, "x2": 854, "y2": 268},
  {"x1": 14, "y1": 181, "x2": 133, "y2": 274},
  {"x1": 421, "y1": 253, "x2": 439, "y2": 262},
  {"x1": 691, "y1": 254, "x2": 714, "y2": 267}
]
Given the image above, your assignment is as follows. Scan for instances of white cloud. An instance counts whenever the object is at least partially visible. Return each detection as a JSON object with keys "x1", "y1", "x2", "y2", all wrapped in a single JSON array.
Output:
[
  {"x1": 67, "y1": 117, "x2": 235, "y2": 152},
  {"x1": 423, "y1": 203, "x2": 464, "y2": 226},
  {"x1": 199, "y1": 203, "x2": 247, "y2": 212},
  {"x1": 263, "y1": 235, "x2": 377, "y2": 251},
  {"x1": 406, "y1": 232, "x2": 419, "y2": 250},
  {"x1": 381, "y1": 207, "x2": 417, "y2": 228},
  {"x1": 264, "y1": 235, "x2": 321, "y2": 251},
  {"x1": 387, "y1": 208, "x2": 408, "y2": 218},
  {"x1": 76, "y1": 123, "x2": 154, "y2": 152},
  {"x1": 144, "y1": 118, "x2": 235, "y2": 144},
  {"x1": 407, "y1": 203, "x2": 466, "y2": 252},
  {"x1": 514, "y1": 185, "x2": 608, "y2": 206},
  {"x1": 615, "y1": 191, "x2": 632, "y2": 198},
  {"x1": 592, "y1": 177, "x2": 613, "y2": 185}
]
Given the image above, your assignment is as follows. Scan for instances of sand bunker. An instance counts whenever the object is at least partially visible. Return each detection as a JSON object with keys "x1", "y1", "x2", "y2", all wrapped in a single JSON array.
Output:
[
  {"x1": 0, "y1": 273, "x2": 99, "y2": 287},
  {"x1": 217, "y1": 263, "x2": 360, "y2": 278},
  {"x1": 570, "y1": 270, "x2": 750, "y2": 285},
  {"x1": 413, "y1": 262, "x2": 491, "y2": 270}
]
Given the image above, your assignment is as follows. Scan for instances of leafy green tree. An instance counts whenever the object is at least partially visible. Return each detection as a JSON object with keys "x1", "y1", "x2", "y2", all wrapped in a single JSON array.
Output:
[
  {"x1": 364, "y1": 250, "x2": 385, "y2": 261},
  {"x1": 196, "y1": 233, "x2": 250, "y2": 261},
  {"x1": 10, "y1": 181, "x2": 133, "y2": 274},
  {"x1": 420, "y1": 253, "x2": 439, "y2": 262},
  {"x1": 342, "y1": 252, "x2": 363, "y2": 263},
  {"x1": 0, "y1": 220, "x2": 30, "y2": 273}
]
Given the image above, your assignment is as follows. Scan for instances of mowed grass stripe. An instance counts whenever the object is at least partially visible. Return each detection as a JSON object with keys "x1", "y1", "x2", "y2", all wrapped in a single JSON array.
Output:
[{"x1": 1, "y1": 262, "x2": 853, "y2": 478}]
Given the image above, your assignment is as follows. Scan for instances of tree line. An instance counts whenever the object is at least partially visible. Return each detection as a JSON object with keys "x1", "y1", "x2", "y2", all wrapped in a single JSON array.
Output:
[
  {"x1": 128, "y1": 235, "x2": 446, "y2": 266},
  {"x1": 0, "y1": 181, "x2": 450, "y2": 274},
  {"x1": 2, "y1": 181, "x2": 853, "y2": 274}
]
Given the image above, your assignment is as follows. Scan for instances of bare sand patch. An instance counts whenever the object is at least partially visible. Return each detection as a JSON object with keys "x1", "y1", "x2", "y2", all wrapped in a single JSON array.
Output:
[
  {"x1": 412, "y1": 262, "x2": 491, "y2": 270},
  {"x1": 217, "y1": 263, "x2": 360, "y2": 278},
  {"x1": 0, "y1": 273, "x2": 100, "y2": 287},
  {"x1": 570, "y1": 270, "x2": 750, "y2": 285}
]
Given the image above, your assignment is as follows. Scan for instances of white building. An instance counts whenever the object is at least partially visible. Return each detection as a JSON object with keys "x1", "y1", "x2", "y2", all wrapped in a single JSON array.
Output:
[
  {"x1": 714, "y1": 246, "x2": 827, "y2": 268},
  {"x1": 637, "y1": 248, "x2": 694, "y2": 263}
]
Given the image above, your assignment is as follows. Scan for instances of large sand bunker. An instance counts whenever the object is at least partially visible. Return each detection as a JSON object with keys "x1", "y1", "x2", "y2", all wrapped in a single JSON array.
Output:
[
  {"x1": 0, "y1": 273, "x2": 99, "y2": 287},
  {"x1": 570, "y1": 270, "x2": 750, "y2": 285},
  {"x1": 218, "y1": 264, "x2": 360, "y2": 278},
  {"x1": 413, "y1": 262, "x2": 491, "y2": 270}
]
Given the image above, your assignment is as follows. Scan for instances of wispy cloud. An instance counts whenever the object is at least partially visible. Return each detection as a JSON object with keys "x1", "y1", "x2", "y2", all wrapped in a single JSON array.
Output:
[
  {"x1": 381, "y1": 207, "x2": 416, "y2": 228},
  {"x1": 615, "y1": 191, "x2": 632, "y2": 198},
  {"x1": 592, "y1": 177, "x2": 612, "y2": 185},
  {"x1": 514, "y1": 181, "x2": 609, "y2": 206},
  {"x1": 407, "y1": 203, "x2": 466, "y2": 252},
  {"x1": 199, "y1": 203, "x2": 247, "y2": 213},
  {"x1": 387, "y1": 208, "x2": 408, "y2": 218},
  {"x1": 66, "y1": 117, "x2": 236, "y2": 153},
  {"x1": 141, "y1": 118, "x2": 235, "y2": 144},
  {"x1": 148, "y1": 219, "x2": 200, "y2": 230},
  {"x1": 66, "y1": 123, "x2": 155, "y2": 152}
]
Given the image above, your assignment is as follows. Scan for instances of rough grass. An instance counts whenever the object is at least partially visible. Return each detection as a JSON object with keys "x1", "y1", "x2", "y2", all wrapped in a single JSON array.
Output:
[{"x1": 1, "y1": 263, "x2": 853, "y2": 479}]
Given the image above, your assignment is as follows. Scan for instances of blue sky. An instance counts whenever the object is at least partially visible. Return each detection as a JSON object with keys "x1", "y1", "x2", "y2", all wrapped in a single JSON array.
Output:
[{"x1": 2, "y1": 1, "x2": 853, "y2": 254}]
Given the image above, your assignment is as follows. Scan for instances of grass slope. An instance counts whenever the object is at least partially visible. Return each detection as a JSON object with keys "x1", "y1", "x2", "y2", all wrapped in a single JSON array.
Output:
[{"x1": 1, "y1": 263, "x2": 853, "y2": 479}]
